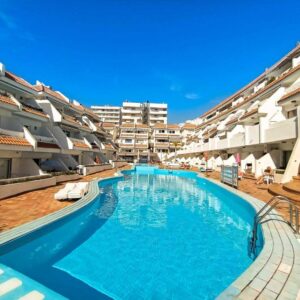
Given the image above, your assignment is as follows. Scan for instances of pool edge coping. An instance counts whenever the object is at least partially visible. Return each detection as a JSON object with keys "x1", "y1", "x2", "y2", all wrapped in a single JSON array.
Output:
[{"x1": 199, "y1": 174, "x2": 300, "y2": 300}]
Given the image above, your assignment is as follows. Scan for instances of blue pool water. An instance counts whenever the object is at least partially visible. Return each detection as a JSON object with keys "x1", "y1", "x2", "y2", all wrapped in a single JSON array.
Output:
[{"x1": 0, "y1": 168, "x2": 259, "y2": 299}]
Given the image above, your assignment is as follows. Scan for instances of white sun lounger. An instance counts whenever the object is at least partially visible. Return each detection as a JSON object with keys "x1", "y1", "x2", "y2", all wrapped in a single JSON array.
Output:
[
  {"x1": 67, "y1": 182, "x2": 89, "y2": 199},
  {"x1": 54, "y1": 183, "x2": 77, "y2": 200}
]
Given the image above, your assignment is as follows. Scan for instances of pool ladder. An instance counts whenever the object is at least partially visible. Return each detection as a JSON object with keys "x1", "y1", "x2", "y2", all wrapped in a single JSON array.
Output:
[{"x1": 248, "y1": 195, "x2": 300, "y2": 258}]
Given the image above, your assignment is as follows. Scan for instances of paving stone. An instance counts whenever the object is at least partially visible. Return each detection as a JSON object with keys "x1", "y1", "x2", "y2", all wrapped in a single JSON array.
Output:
[
  {"x1": 250, "y1": 277, "x2": 268, "y2": 292},
  {"x1": 237, "y1": 287, "x2": 260, "y2": 300},
  {"x1": 266, "y1": 278, "x2": 284, "y2": 294},
  {"x1": 272, "y1": 270, "x2": 289, "y2": 284},
  {"x1": 257, "y1": 288, "x2": 278, "y2": 300},
  {"x1": 0, "y1": 166, "x2": 130, "y2": 232},
  {"x1": 278, "y1": 263, "x2": 292, "y2": 274}
]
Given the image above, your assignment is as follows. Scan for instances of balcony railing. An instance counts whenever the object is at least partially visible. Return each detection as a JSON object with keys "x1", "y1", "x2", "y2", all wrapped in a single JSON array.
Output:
[
  {"x1": 216, "y1": 138, "x2": 228, "y2": 150},
  {"x1": 245, "y1": 124, "x2": 260, "y2": 145},
  {"x1": 229, "y1": 132, "x2": 245, "y2": 148},
  {"x1": 264, "y1": 117, "x2": 297, "y2": 143}
]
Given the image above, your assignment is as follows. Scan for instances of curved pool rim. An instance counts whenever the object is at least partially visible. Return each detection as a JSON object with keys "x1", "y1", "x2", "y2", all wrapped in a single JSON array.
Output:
[{"x1": 0, "y1": 169, "x2": 299, "y2": 299}]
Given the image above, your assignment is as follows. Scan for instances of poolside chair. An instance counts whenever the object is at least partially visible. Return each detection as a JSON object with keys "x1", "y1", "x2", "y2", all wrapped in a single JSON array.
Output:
[
  {"x1": 68, "y1": 182, "x2": 89, "y2": 199},
  {"x1": 54, "y1": 183, "x2": 77, "y2": 200},
  {"x1": 263, "y1": 170, "x2": 274, "y2": 185}
]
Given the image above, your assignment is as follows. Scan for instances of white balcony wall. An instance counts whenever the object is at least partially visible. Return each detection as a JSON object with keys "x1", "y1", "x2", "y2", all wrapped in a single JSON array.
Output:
[
  {"x1": 209, "y1": 138, "x2": 217, "y2": 150},
  {"x1": 259, "y1": 86, "x2": 285, "y2": 142},
  {"x1": 49, "y1": 125, "x2": 73, "y2": 149},
  {"x1": 224, "y1": 155, "x2": 236, "y2": 166},
  {"x1": 11, "y1": 158, "x2": 44, "y2": 178},
  {"x1": 203, "y1": 143, "x2": 209, "y2": 151},
  {"x1": 264, "y1": 117, "x2": 297, "y2": 143},
  {"x1": 255, "y1": 150, "x2": 281, "y2": 177},
  {"x1": 37, "y1": 100, "x2": 62, "y2": 122},
  {"x1": 23, "y1": 127, "x2": 36, "y2": 147},
  {"x1": 245, "y1": 125, "x2": 260, "y2": 145},
  {"x1": 229, "y1": 133, "x2": 245, "y2": 148},
  {"x1": 216, "y1": 138, "x2": 228, "y2": 150},
  {"x1": 82, "y1": 116, "x2": 97, "y2": 131},
  {"x1": 292, "y1": 55, "x2": 300, "y2": 67}
]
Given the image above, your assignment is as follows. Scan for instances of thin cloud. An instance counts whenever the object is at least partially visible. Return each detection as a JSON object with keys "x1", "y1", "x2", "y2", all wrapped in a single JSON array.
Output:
[
  {"x1": 169, "y1": 84, "x2": 182, "y2": 92},
  {"x1": 185, "y1": 93, "x2": 199, "y2": 100},
  {"x1": 0, "y1": 10, "x2": 35, "y2": 42},
  {"x1": 0, "y1": 11, "x2": 17, "y2": 29}
]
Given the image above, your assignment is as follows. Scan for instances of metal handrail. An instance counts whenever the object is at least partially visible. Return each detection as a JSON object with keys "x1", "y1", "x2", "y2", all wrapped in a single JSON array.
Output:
[{"x1": 248, "y1": 195, "x2": 299, "y2": 258}]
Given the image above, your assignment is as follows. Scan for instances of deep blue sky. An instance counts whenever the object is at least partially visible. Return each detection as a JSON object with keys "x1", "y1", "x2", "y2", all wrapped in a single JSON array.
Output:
[{"x1": 0, "y1": 0, "x2": 300, "y2": 123}]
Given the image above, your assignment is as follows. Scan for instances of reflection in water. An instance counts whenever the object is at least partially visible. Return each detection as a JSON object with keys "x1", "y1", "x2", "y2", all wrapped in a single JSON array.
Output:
[
  {"x1": 115, "y1": 174, "x2": 250, "y2": 232},
  {"x1": 54, "y1": 173, "x2": 254, "y2": 300}
]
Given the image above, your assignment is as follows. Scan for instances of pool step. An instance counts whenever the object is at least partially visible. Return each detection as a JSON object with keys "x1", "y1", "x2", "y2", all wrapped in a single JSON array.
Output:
[
  {"x1": 19, "y1": 290, "x2": 45, "y2": 300},
  {"x1": 283, "y1": 181, "x2": 300, "y2": 194},
  {"x1": 268, "y1": 183, "x2": 300, "y2": 202},
  {"x1": 0, "y1": 273, "x2": 45, "y2": 299},
  {"x1": 0, "y1": 264, "x2": 64, "y2": 299},
  {"x1": 0, "y1": 278, "x2": 22, "y2": 296}
]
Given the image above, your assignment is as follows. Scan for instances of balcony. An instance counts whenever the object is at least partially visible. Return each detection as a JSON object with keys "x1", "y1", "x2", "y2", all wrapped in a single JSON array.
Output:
[
  {"x1": 245, "y1": 124, "x2": 260, "y2": 145},
  {"x1": 155, "y1": 142, "x2": 169, "y2": 149},
  {"x1": 135, "y1": 133, "x2": 148, "y2": 139},
  {"x1": 120, "y1": 133, "x2": 135, "y2": 138},
  {"x1": 209, "y1": 138, "x2": 217, "y2": 150},
  {"x1": 33, "y1": 134, "x2": 60, "y2": 151},
  {"x1": 264, "y1": 117, "x2": 297, "y2": 143},
  {"x1": 70, "y1": 138, "x2": 91, "y2": 150},
  {"x1": 202, "y1": 143, "x2": 209, "y2": 151},
  {"x1": 135, "y1": 143, "x2": 148, "y2": 149},
  {"x1": 119, "y1": 143, "x2": 134, "y2": 148},
  {"x1": 229, "y1": 133, "x2": 245, "y2": 148},
  {"x1": 121, "y1": 108, "x2": 142, "y2": 114},
  {"x1": 216, "y1": 138, "x2": 228, "y2": 150},
  {"x1": 118, "y1": 150, "x2": 137, "y2": 156}
]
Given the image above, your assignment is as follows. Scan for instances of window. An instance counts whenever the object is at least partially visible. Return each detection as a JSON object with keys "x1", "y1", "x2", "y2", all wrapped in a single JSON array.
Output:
[
  {"x1": 158, "y1": 130, "x2": 165, "y2": 133},
  {"x1": 125, "y1": 139, "x2": 132, "y2": 143}
]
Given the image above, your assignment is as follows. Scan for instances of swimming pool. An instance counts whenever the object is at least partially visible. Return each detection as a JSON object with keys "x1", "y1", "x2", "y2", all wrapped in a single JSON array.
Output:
[{"x1": 0, "y1": 167, "x2": 261, "y2": 299}]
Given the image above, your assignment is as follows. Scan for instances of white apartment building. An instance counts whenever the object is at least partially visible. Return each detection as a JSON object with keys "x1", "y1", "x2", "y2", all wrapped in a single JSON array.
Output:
[
  {"x1": 117, "y1": 123, "x2": 150, "y2": 163},
  {"x1": 91, "y1": 101, "x2": 168, "y2": 126},
  {"x1": 180, "y1": 123, "x2": 197, "y2": 146},
  {"x1": 91, "y1": 105, "x2": 121, "y2": 125},
  {"x1": 145, "y1": 102, "x2": 168, "y2": 126},
  {"x1": 121, "y1": 101, "x2": 144, "y2": 124},
  {"x1": 170, "y1": 44, "x2": 300, "y2": 186},
  {"x1": 151, "y1": 123, "x2": 181, "y2": 161},
  {"x1": 0, "y1": 63, "x2": 113, "y2": 180}
]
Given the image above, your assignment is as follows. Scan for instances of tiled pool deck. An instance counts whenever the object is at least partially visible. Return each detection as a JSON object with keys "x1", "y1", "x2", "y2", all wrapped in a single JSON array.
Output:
[
  {"x1": 0, "y1": 168, "x2": 299, "y2": 299},
  {"x1": 206, "y1": 177, "x2": 300, "y2": 300}
]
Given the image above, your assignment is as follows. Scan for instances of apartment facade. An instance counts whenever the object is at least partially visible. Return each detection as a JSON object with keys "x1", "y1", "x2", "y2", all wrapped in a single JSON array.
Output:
[
  {"x1": 0, "y1": 63, "x2": 113, "y2": 179},
  {"x1": 171, "y1": 44, "x2": 300, "y2": 183},
  {"x1": 90, "y1": 105, "x2": 121, "y2": 125},
  {"x1": 144, "y1": 102, "x2": 168, "y2": 126},
  {"x1": 117, "y1": 123, "x2": 150, "y2": 162},
  {"x1": 151, "y1": 124, "x2": 181, "y2": 161},
  {"x1": 121, "y1": 102, "x2": 144, "y2": 124},
  {"x1": 91, "y1": 101, "x2": 168, "y2": 126}
]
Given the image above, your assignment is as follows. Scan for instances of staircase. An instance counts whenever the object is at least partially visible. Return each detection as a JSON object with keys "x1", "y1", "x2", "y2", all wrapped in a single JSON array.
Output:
[{"x1": 269, "y1": 175, "x2": 300, "y2": 202}]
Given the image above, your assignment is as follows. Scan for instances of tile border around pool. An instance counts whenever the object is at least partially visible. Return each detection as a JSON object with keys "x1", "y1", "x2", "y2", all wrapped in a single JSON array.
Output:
[
  {"x1": 0, "y1": 170, "x2": 299, "y2": 299},
  {"x1": 0, "y1": 175, "x2": 123, "y2": 245},
  {"x1": 199, "y1": 174, "x2": 300, "y2": 300}
]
